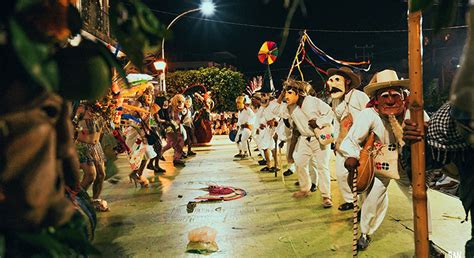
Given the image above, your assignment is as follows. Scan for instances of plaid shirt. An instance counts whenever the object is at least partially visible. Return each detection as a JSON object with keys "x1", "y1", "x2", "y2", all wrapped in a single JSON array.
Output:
[{"x1": 427, "y1": 103, "x2": 469, "y2": 152}]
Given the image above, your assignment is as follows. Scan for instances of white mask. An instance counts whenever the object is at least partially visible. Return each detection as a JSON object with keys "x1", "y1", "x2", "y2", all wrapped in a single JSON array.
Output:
[{"x1": 327, "y1": 74, "x2": 347, "y2": 99}]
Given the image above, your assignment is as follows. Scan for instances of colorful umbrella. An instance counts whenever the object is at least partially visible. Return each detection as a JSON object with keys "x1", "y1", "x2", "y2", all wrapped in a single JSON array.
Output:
[{"x1": 258, "y1": 41, "x2": 278, "y2": 65}]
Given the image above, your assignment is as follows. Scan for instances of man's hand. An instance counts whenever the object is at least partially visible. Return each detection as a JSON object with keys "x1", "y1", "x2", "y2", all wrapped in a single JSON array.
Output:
[
  {"x1": 344, "y1": 157, "x2": 359, "y2": 172},
  {"x1": 308, "y1": 119, "x2": 318, "y2": 129},
  {"x1": 277, "y1": 90, "x2": 286, "y2": 104},
  {"x1": 403, "y1": 119, "x2": 423, "y2": 144}
]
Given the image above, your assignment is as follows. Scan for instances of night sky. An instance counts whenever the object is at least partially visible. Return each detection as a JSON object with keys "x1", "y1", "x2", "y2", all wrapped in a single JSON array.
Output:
[{"x1": 145, "y1": 0, "x2": 463, "y2": 89}]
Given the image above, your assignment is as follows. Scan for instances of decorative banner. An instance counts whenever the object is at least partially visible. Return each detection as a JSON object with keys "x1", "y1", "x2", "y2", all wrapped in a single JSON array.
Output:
[{"x1": 258, "y1": 41, "x2": 278, "y2": 65}]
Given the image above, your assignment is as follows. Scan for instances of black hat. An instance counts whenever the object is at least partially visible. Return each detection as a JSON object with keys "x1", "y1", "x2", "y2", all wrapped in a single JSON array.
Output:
[{"x1": 258, "y1": 66, "x2": 275, "y2": 93}]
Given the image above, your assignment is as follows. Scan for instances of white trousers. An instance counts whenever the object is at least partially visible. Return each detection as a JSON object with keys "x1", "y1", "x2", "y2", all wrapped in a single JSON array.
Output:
[
  {"x1": 335, "y1": 151, "x2": 354, "y2": 203},
  {"x1": 359, "y1": 169, "x2": 432, "y2": 236},
  {"x1": 293, "y1": 136, "x2": 331, "y2": 198},
  {"x1": 236, "y1": 128, "x2": 251, "y2": 153},
  {"x1": 259, "y1": 127, "x2": 275, "y2": 150}
]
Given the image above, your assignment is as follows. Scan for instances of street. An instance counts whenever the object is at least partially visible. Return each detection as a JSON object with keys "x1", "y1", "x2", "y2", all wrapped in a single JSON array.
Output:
[{"x1": 91, "y1": 136, "x2": 469, "y2": 257}]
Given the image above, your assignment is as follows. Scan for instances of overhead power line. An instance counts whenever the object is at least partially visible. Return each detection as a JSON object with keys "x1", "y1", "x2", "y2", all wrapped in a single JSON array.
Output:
[{"x1": 150, "y1": 8, "x2": 467, "y2": 33}]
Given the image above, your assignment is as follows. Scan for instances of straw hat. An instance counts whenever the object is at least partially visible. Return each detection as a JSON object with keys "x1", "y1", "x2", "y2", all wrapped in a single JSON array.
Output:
[
  {"x1": 364, "y1": 69, "x2": 410, "y2": 97},
  {"x1": 326, "y1": 66, "x2": 361, "y2": 89}
]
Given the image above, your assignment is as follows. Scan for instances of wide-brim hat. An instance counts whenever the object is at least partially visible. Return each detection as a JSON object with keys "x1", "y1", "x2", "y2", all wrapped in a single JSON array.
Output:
[
  {"x1": 327, "y1": 66, "x2": 361, "y2": 89},
  {"x1": 364, "y1": 69, "x2": 410, "y2": 97},
  {"x1": 283, "y1": 79, "x2": 311, "y2": 96}
]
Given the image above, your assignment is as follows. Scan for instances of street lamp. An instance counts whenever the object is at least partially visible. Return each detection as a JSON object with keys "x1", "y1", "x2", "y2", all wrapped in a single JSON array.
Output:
[{"x1": 159, "y1": 0, "x2": 215, "y2": 94}]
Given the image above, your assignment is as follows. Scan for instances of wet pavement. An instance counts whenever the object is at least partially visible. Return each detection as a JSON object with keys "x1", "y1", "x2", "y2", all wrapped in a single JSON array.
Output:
[{"x1": 93, "y1": 136, "x2": 470, "y2": 257}]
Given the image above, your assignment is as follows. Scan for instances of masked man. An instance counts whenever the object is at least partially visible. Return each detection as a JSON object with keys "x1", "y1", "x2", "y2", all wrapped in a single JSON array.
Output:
[
  {"x1": 234, "y1": 95, "x2": 255, "y2": 159},
  {"x1": 280, "y1": 79, "x2": 334, "y2": 207},
  {"x1": 326, "y1": 67, "x2": 370, "y2": 211},
  {"x1": 257, "y1": 91, "x2": 280, "y2": 172},
  {"x1": 251, "y1": 93, "x2": 268, "y2": 166},
  {"x1": 340, "y1": 69, "x2": 430, "y2": 250},
  {"x1": 161, "y1": 94, "x2": 186, "y2": 167}
]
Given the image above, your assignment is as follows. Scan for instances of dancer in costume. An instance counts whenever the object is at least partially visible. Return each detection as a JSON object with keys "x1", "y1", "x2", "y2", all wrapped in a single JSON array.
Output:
[
  {"x1": 161, "y1": 94, "x2": 186, "y2": 167},
  {"x1": 182, "y1": 96, "x2": 197, "y2": 156},
  {"x1": 75, "y1": 103, "x2": 109, "y2": 211},
  {"x1": 256, "y1": 70, "x2": 280, "y2": 173},
  {"x1": 326, "y1": 67, "x2": 370, "y2": 211},
  {"x1": 234, "y1": 95, "x2": 255, "y2": 159},
  {"x1": 341, "y1": 69, "x2": 430, "y2": 250},
  {"x1": 279, "y1": 79, "x2": 334, "y2": 206}
]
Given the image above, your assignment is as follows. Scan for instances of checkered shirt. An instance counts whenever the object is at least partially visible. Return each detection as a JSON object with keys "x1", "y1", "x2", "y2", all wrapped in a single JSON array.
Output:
[{"x1": 427, "y1": 102, "x2": 469, "y2": 151}]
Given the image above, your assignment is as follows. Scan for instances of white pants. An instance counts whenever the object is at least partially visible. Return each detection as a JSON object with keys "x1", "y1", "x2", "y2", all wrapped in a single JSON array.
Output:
[
  {"x1": 360, "y1": 169, "x2": 432, "y2": 236},
  {"x1": 259, "y1": 127, "x2": 275, "y2": 150},
  {"x1": 293, "y1": 136, "x2": 331, "y2": 198},
  {"x1": 236, "y1": 128, "x2": 251, "y2": 153},
  {"x1": 335, "y1": 151, "x2": 354, "y2": 203}
]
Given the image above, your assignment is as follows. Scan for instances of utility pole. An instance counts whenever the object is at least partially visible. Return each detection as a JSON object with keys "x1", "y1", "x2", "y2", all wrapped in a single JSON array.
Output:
[{"x1": 354, "y1": 44, "x2": 374, "y2": 62}]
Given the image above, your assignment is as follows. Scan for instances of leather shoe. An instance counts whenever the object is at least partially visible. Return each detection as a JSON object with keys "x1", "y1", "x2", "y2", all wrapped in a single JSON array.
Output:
[
  {"x1": 283, "y1": 169, "x2": 293, "y2": 176},
  {"x1": 258, "y1": 160, "x2": 267, "y2": 165},
  {"x1": 338, "y1": 202, "x2": 354, "y2": 211},
  {"x1": 357, "y1": 234, "x2": 371, "y2": 251}
]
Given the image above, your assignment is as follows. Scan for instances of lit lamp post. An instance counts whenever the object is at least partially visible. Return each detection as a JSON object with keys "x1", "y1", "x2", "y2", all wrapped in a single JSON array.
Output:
[{"x1": 159, "y1": 0, "x2": 215, "y2": 94}]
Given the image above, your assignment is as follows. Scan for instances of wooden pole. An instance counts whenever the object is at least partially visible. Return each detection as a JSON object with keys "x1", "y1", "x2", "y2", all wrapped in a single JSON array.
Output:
[{"x1": 407, "y1": 1, "x2": 429, "y2": 257}]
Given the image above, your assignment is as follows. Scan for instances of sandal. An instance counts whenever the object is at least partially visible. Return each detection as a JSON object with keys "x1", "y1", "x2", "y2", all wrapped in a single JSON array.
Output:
[
  {"x1": 322, "y1": 197, "x2": 333, "y2": 208},
  {"x1": 93, "y1": 199, "x2": 110, "y2": 212},
  {"x1": 293, "y1": 190, "x2": 310, "y2": 198}
]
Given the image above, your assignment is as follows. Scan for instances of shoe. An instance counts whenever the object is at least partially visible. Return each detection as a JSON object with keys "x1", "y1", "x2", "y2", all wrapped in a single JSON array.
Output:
[
  {"x1": 129, "y1": 172, "x2": 149, "y2": 188},
  {"x1": 283, "y1": 169, "x2": 294, "y2": 176},
  {"x1": 322, "y1": 197, "x2": 333, "y2": 208},
  {"x1": 310, "y1": 183, "x2": 317, "y2": 192},
  {"x1": 357, "y1": 234, "x2": 371, "y2": 251},
  {"x1": 294, "y1": 181, "x2": 300, "y2": 186},
  {"x1": 146, "y1": 163, "x2": 156, "y2": 171},
  {"x1": 270, "y1": 167, "x2": 279, "y2": 177},
  {"x1": 154, "y1": 166, "x2": 166, "y2": 174},
  {"x1": 181, "y1": 153, "x2": 188, "y2": 159},
  {"x1": 293, "y1": 190, "x2": 310, "y2": 198},
  {"x1": 187, "y1": 151, "x2": 196, "y2": 156},
  {"x1": 258, "y1": 160, "x2": 267, "y2": 165},
  {"x1": 338, "y1": 202, "x2": 354, "y2": 211},
  {"x1": 173, "y1": 160, "x2": 185, "y2": 167},
  {"x1": 260, "y1": 167, "x2": 271, "y2": 172},
  {"x1": 240, "y1": 153, "x2": 249, "y2": 159},
  {"x1": 234, "y1": 153, "x2": 243, "y2": 158}
]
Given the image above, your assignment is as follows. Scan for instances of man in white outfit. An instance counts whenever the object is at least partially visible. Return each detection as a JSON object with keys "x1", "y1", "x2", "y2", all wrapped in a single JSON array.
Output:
[
  {"x1": 340, "y1": 69, "x2": 430, "y2": 250},
  {"x1": 280, "y1": 79, "x2": 334, "y2": 207},
  {"x1": 326, "y1": 67, "x2": 370, "y2": 211},
  {"x1": 234, "y1": 95, "x2": 255, "y2": 159}
]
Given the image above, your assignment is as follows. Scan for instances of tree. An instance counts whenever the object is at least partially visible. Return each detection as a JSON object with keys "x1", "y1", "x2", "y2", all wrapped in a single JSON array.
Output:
[{"x1": 166, "y1": 67, "x2": 246, "y2": 112}]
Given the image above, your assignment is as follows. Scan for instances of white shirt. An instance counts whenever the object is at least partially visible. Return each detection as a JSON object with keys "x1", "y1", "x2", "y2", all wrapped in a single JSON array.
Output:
[
  {"x1": 281, "y1": 96, "x2": 334, "y2": 137},
  {"x1": 339, "y1": 108, "x2": 430, "y2": 159},
  {"x1": 332, "y1": 89, "x2": 370, "y2": 122},
  {"x1": 237, "y1": 107, "x2": 256, "y2": 127}
]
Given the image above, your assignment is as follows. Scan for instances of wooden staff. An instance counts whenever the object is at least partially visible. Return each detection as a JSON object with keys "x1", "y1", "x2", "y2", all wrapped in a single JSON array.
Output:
[{"x1": 408, "y1": 1, "x2": 429, "y2": 256}]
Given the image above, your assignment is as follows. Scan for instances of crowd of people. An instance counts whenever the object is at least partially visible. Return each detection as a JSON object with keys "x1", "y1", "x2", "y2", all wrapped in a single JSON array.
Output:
[
  {"x1": 71, "y1": 66, "x2": 472, "y2": 255},
  {"x1": 210, "y1": 112, "x2": 237, "y2": 135},
  {"x1": 230, "y1": 67, "x2": 473, "y2": 254},
  {"x1": 72, "y1": 74, "x2": 214, "y2": 212}
]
